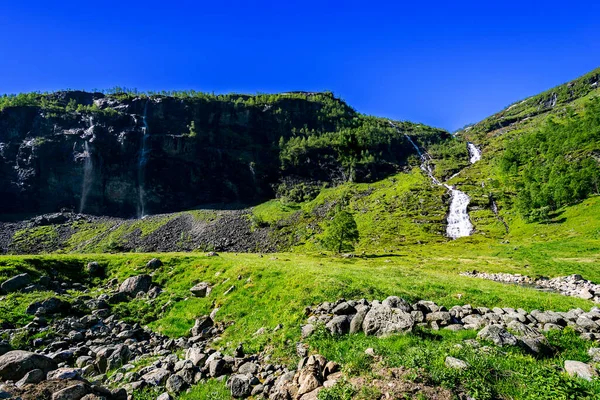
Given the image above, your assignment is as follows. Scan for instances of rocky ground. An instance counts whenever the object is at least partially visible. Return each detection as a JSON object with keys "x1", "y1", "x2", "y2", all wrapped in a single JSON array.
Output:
[
  {"x1": 302, "y1": 297, "x2": 600, "y2": 380},
  {"x1": 461, "y1": 271, "x2": 600, "y2": 302},
  {"x1": 0, "y1": 211, "x2": 281, "y2": 255},
  {"x1": 3, "y1": 259, "x2": 600, "y2": 399}
]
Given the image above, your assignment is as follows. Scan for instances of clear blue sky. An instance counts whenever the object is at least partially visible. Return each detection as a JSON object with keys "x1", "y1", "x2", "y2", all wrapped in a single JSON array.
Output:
[{"x1": 1, "y1": 1, "x2": 599, "y2": 130}]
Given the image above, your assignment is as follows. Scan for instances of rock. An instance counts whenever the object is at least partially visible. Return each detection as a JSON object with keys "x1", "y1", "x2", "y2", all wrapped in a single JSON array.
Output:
[
  {"x1": 228, "y1": 374, "x2": 252, "y2": 398},
  {"x1": 157, "y1": 393, "x2": 172, "y2": 400},
  {"x1": 166, "y1": 374, "x2": 188, "y2": 393},
  {"x1": 588, "y1": 347, "x2": 600, "y2": 362},
  {"x1": 477, "y1": 325, "x2": 518, "y2": 346},
  {"x1": 119, "y1": 275, "x2": 152, "y2": 295},
  {"x1": 297, "y1": 364, "x2": 322, "y2": 396},
  {"x1": 52, "y1": 383, "x2": 88, "y2": 400},
  {"x1": 362, "y1": 303, "x2": 414, "y2": 336},
  {"x1": 16, "y1": 368, "x2": 45, "y2": 387},
  {"x1": 349, "y1": 309, "x2": 367, "y2": 334},
  {"x1": 301, "y1": 324, "x2": 315, "y2": 338},
  {"x1": 364, "y1": 348, "x2": 376, "y2": 357},
  {"x1": 426, "y1": 311, "x2": 452, "y2": 326},
  {"x1": 86, "y1": 262, "x2": 101, "y2": 275},
  {"x1": 209, "y1": 359, "x2": 226, "y2": 377},
  {"x1": 0, "y1": 350, "x2": 58, "y2": 381},
  {"x1": 185, "y1": 347, "x2": 206, "y2": 366},
  {"x1": 142, "y1": 368, "x2": 170, "y2": 386},
  {"x1": 332, "y1": 302, "x2": 356, "y2": 315},
  {"x1": 382, "y1": 296, "x2": 412, "y2": 312},
  {"x1": 47, "y1": 367, "x2": 82, "y2": 380},
  {"x1": 190, "y1": 282, "x2": 211, "y2": 297},
  {"x1": 27, "y1": 297, "x2": 70, "y2": 315},
  {"x1": 190, "y1": 315, "x2": 214, "y2": 336},
  {"x1": 1, "y1": 273, "x2": 32, "y2": 293},
  {"x1": 564, "y1": 360, "x2": 598, "y2": 381},
  {"x1": 238, "y1": 362, "x2": 258, "y2": 375},
  {"x1": 146, "y1": 258, "x2": 163, "y2": 269},
  {"x1": 445, "y1": 356, "x2": 469, "y2": 370},
  {"x1": 326, "y1": 316, "x2": 350, "y2": 335},
  {"x1": 207, "y1": 252, "x2": 219, "y2": 257}
]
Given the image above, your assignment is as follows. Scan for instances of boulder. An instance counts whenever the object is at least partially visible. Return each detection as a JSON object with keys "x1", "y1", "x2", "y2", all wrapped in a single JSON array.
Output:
[
  {"x1": 47, "y1": 367, "x2": 82, "y2": 380},
  {"x1": 119, "y1": 274, "x2": 152, "y2": 295},
  {"x1": 16, "y1": 368, "x2": 45, "y2": 387},
  {"x1": 382, "y1": 296, "x2": 412, "y2": 312},
  {"x1": 190, "y1": 282, "x2": 211, "y2": 297},
  {"x1": 228, "y1": 374, "x2": 252, "y2": 398},
  {"x1": 146, "y1": 258, "x2": 163, "y2": 269},
  {"x1": 349, "y1": 309, "x2": 367, "y2": 334},
  {"x1": 0, "y1": 350, "x2": 58, "y2": 381},
  {"x1": 185, "y1": 347, "x2": 206, "y2": 367},
  {"x1": 332, "y1": 302, "x2": 356, "y2": 315},
  {"x1": 52, "y1": 383, "x2": 89, "y2": 400},
  {"x1": 477, "y1": 325, "x2": 518, "y2": 347},
  {"x1": 445, "y1": 356, "x2": 469, "y2": 370},
  {"x1": 1, "y1": 273, "x2": 32, "y2": 293},
  {"x1": 362, "y1": 303, "x2": 414, "y2": 336},
  {"x1": 238, "y1": 362, "x2": 259, "y2": 375},
  {"x1": 326, "y1": 316, "x2": 350, "y2": 335},
  {"x1": 564, "y1": 360, "x2": 597, "y2": 381},
  {"x1": 166, "y1": 373, "x2": 188, "y2": 393},
  {"x1": 190, "y1": 315, "x2": 214, "y2": 336},
  {"x1": 141, "y1": 368, "x2": 170, "y2": 386},
  {"x1": 85, "y1": 261, "x2": 101, "y2": 275}
]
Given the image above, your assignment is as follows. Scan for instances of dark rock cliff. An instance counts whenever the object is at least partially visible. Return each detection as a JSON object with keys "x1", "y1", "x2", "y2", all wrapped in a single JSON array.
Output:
[{"x1": 0, "y1": 91, "x2": 446, "y2": 219}]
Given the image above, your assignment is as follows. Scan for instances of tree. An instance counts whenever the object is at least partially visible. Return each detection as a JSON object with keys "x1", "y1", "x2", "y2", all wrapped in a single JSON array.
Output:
[{"x1": 321, "y1": 210, "x2": 359, "y2": 253}]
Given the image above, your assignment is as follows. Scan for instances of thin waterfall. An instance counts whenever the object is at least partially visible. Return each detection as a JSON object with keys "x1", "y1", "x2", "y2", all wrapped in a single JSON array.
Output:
[
  {"x1": 137, "y1": 100, "x2": 150, "y2": 218},
  {"x1": 79, "y1": 141, "x2": 93, "y2": 214},
  {"x1": 467, "y1": 142, "x2": 481, "y2": 164},
  {"x1": 390, "y1": 121, "x2": 475, "y2": 239}
]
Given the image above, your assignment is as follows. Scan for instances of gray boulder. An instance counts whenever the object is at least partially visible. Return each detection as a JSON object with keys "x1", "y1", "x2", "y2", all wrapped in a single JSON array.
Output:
[
  {"x1": 141, "y1": 368, "x2": 170, "y2": 386},
  {"x1": 564, "y1": 360, "x2": 598, "y2": 381},
  {"x1": 332, "y1": 302, "x2": 356, "y2": 315},
  {"x1": 166, "y1": 373, "x2": 188, "y2": 393},
  {"x1": 228, "y1": 374, "x2": 252, "y2": 398},
  {"x1": 382, "y1": 296, "x2": 412, "y2": 312},
  {"x1": 326, "y1": 316, "x2": 350, "y2": 335},
  {"x1": 0, "y1": 350, "x2": 58, "y2": 381},
  {"x1": 349, "y1": 309, "x2": 367, "y2": 334},
  {"x1": 477, "y1": 325, "x2": 518, "y2": 346},
  {"x1": 190, "y1": 282, "x2": 211, "y2": 297},
  {"x1": 190, "y1": 315, "x2": 214, "y2": 336},
  {"x1": 1, "y1": 273, "x2": 32, "y2": 293},
  {"x1": 445, "y1": 356, "x2": 469, "y2": 370},
  {"x1": 119, "y1": 275, "x2": 152, "y2": 295},
  {"x1": 362, "y1": 303, "x2": 414, "y2": 336},
  {"x1": 16, "y1": 368, "x2": 45, "y2": 387},
  {"x1": 146, "y1": 258, "x2": 163, "y2": 269},
  {"x1": 52, "y1": 383, "x2": 88, "y2": 400}
]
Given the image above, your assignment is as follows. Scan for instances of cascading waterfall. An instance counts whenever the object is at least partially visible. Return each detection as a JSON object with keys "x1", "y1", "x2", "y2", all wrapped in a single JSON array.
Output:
[
  {"x1": 446, "y1": 187, "x2": 474, "y2": 238},
  {"x1": 137, "y1": 100, "x2": 150, "y2": 218},
  {"x1": 391, "y1": 121, "x2": 477, "y2": 239},
  {"x1": 467, "y1": 142, "x2": 481, "y2": 163},
  {"x1": 79, "y1": 141, "x2": 93, "y2": 214}
]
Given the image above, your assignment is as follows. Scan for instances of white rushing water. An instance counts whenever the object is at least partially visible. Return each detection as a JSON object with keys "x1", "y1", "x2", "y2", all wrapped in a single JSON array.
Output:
[
  {"x1": 446, "y1": 187, "x2": 474, "y2": 239},
  {"x1": 79, "y1": 141, "x2": 93, "y2": 214},
  {"x1": 467, "y1": 142, "x2": 481, "y2": 164},
  {"x1": 392, "y1": 121, "x2": 478, "y2": 239},
  {"x1": 137, "y1": 100, "x2": 150, "y2": 218}
]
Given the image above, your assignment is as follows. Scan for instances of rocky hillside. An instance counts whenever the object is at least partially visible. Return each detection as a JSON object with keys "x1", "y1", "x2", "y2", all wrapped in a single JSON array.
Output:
[{"x1": 0, "y1": 91, "x2": 447, "y2": 219}]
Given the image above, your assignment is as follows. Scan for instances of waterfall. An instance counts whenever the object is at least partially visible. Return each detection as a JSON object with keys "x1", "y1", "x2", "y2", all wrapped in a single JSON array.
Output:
[
  {"x1": 79, "y1": 141, "x2": 93, "y2": 214},
  {"x1": 391, "y1": 121, "x2": 476, "y2": 239},
  {"x1": 446, "y1": 187, "x2": 474, "y2": 238},
  {"x1": 467, "y1": 142, "x2": 481, "y2": 164},
  {"x1": 137, "y1": 100, "x2": 150, "y2": 218}
]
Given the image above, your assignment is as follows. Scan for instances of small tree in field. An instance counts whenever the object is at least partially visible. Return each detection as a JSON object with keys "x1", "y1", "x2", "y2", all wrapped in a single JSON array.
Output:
[{"x1": 321, "y1": 210, "x2": 359, "y2": 253}]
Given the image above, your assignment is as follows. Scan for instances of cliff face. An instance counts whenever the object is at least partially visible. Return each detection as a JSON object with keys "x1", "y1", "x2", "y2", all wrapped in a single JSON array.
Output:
[
  {"x1": 0, "y1": 91, "x2": 446, "y2": 219},
  {"x1": 0, "y1": 92, "x2": 326, "y2": 217}
]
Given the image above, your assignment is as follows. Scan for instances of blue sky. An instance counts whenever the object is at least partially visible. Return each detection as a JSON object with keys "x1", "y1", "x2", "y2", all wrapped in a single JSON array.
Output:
[{"x1": 1, "y1": 1, "x2": 599, "y2": 130}]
